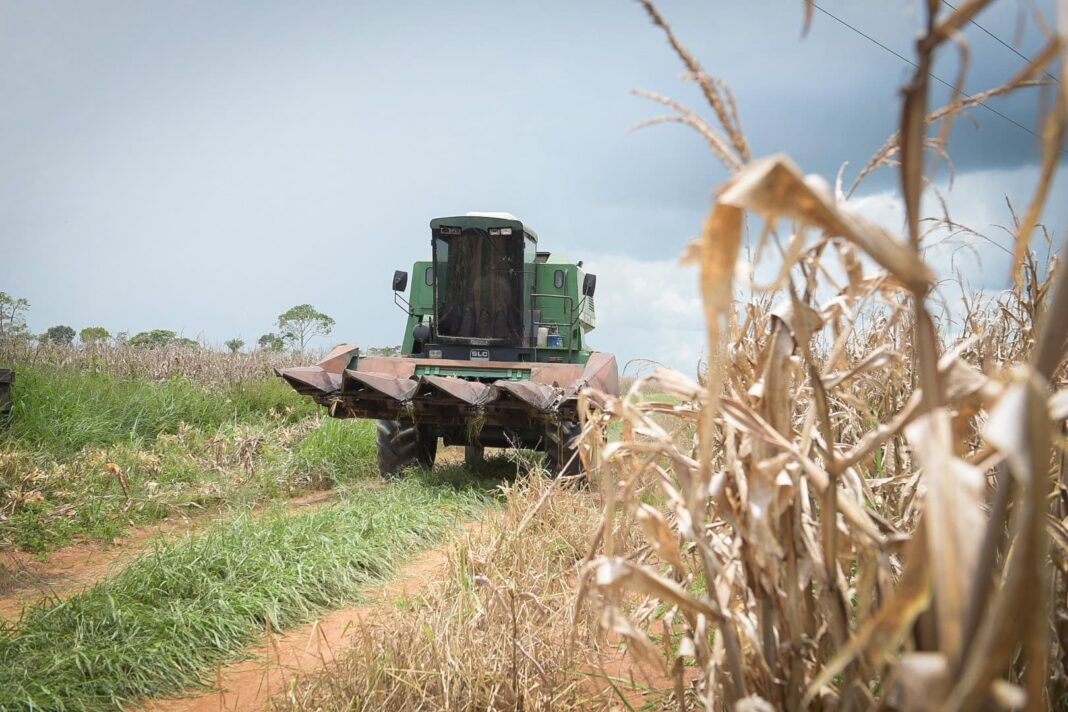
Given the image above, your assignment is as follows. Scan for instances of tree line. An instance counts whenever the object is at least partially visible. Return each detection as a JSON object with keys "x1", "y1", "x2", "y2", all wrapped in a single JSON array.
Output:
[{"x1": 0, "y1": 292, "x2": 338, "y2": 354}]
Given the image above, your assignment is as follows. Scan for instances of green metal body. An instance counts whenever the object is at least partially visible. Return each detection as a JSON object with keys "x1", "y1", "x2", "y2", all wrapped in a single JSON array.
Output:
[{"x1": 398, "y1": 214, "x2": 596, "y2": 367}]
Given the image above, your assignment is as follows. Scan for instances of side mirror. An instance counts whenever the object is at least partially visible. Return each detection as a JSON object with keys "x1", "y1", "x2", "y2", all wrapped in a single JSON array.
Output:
[
  {"x1": 392, "y1": 270, "x2": 409, "y2": 292},
  {"x1": 582, "y1": 273, "x2": 597, "y2": 297}
]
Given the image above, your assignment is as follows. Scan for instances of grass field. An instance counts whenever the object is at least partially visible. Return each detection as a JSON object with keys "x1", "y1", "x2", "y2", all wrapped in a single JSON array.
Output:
[
  {"x1": 0, "y1": 475, "x2": 489, "y2": 711},
  {"x1": 0, "y1": 354, "x2": 511, "y2": 710},
  {"x1": 0, "y1": 364, "x2": 368, "y2": 552}
]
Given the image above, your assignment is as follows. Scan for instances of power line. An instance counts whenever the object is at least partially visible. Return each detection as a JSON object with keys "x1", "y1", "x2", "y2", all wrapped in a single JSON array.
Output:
[
  {"x1": 811, "y1": 3, "x2": 1065, "y2": 155},
  {"x1": 942, "y1": 0, "x2": 1059, "y2": 83}
]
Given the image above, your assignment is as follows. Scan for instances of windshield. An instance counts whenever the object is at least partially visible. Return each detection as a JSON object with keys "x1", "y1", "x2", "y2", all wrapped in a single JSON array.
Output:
[{"x1": 433, "y1": 228, "x2": 524, "y2": 343}]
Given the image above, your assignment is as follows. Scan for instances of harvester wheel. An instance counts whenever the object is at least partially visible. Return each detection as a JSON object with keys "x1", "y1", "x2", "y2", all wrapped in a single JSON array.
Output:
[
  {"x1": 544, "y1": 421, "x2": 583, "y2": 478},
  {"x1": 376, "y1": 420, "x2": 437, "y2": 477}
]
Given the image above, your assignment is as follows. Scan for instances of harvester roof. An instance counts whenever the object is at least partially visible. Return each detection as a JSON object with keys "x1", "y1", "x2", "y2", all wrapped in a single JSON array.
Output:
[{"x1": 430, "y1": 213, "x2": 538, "y2": 243}]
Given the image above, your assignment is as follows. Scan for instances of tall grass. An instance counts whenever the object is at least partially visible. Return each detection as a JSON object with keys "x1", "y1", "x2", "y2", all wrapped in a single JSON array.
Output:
[
  {"x1": 5, "y1": 366, "x2": 316, "y2": 458},
  {"x1": 0, "y1": 367, "x2": 356, "y2": 551},
  {"x1": 0, "y1": 475, "x2": 489, "y2": 711}
]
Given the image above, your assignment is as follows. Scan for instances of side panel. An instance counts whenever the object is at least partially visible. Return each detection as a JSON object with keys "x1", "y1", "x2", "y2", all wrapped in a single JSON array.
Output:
[
  {"x1": 533, "y1": 262, "x2": 586, "y2": 356},
  {"x1": 401, "y1": 260, "x2": 435, "y2": 355}
]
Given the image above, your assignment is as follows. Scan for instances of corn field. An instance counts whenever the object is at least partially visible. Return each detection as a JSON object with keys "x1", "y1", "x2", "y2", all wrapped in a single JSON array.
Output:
[
  {"x1": 0, "y1": 340, "x2": 317, "y2": 387},
  {"x1": 575, "y1": 1, "x2": 1068, "y2": 710}
]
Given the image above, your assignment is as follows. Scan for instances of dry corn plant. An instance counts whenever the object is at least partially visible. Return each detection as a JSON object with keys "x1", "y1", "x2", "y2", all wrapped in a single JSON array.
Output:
[
  {"x1": 575, "y1": 1, "x2": 1068, "y2": 710},
  {"x1": 0, "y1": 340, "x2": 316, "y2": 387}
]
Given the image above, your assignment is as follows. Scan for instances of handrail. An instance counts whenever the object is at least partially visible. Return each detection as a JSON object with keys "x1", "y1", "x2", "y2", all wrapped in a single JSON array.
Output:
[{"x1": 530, "y1": 293, "x2": 575, "y2": 360}]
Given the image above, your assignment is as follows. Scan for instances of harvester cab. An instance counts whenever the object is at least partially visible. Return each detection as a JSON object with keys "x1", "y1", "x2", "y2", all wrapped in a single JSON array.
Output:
[{"x1": 277, "y1": 213, "x2": 618, "y2": 476}]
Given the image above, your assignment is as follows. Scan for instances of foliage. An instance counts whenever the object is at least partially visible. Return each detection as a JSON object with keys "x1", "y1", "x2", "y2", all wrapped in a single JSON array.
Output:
[
  {"x1": 2, "y1": 367, "x2": 312, "y2": 457},
  {"x1": 128, "y1": 329, "x2": 179, "y2": 348},
  {"x1": 78, "y1": 326, "x2": 110, "y2": 344},
  {"x1": 0, "y1": 478, "x2": 488, "y2": 710},
  {"x1": 291, "y1": 418, "x2": 378, "y2": 483},
  {"x1": 277, "y1": 304, "x2": 335, "y2": 352},
  {"x1": 563, "y1": 3, "x2": 1068, "y2": 710},
  {"x1": 257, "y1": 332, "x2": 285, "y2": 351},
  {"x1": 224, "y1": 337, "x2": 245, "y2": 353},
  {"x1": 0, "y1": 340, "x2": 316, "y2": 388},
  {"x1": 42, "y1": 325, "x2": 76, "y2": 345},
  {"x1": 0, "y1": 292, "x2": 29, "y2": 339},
  {"x1": 281, "y1": 475, "x2": 625, "y2": 712},
  {"x1": 0, "y1": 366, "x2": 327, "y2": 550},
  {"x1": 366, "y1": 345, "x2": 402, "y2": 357}
]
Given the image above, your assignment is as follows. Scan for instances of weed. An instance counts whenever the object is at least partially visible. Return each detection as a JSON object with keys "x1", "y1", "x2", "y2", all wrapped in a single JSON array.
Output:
[{"x1": 0, "y1": 476, "x2": 488, "y2": 711}]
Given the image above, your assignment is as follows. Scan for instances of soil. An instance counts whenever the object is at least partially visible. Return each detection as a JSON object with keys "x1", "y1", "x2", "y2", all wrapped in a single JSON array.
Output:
[
  {"x1": 0, "y1": 489, "x2": 338, "y2": 622},
  {"x1": 139, "y1": 522, "x2": 479, "y2": 712}
]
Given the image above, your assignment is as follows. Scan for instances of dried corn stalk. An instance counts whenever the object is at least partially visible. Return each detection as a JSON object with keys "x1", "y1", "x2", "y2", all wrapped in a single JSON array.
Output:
[{"x1": 578, "y1": 2, "x2": 1068, "y2": 709}]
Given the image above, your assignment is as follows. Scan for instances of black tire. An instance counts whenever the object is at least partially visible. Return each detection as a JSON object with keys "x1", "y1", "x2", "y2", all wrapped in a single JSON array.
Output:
[
  {"x1": 544, "y1": 421, "x2": 584, "y2": 477},
  {"x1": 376, "y1": 420, "x2": 437, "y2": 477},
  {"x1": 464, "y1": 444, "x2": 485, "y2": 467}
]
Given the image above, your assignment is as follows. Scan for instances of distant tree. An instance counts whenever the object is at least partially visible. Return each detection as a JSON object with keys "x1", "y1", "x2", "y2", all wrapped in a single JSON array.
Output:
[
  {"x1": 43, "y1": 325, "x2": 76, "y2": 345},
  {"x1": 79, "y1": 326, "x2": 111, "y2": 344},
  {"x1": 276, "y1": 305, "x2": 335, "y2": 353},
  {"x1": 175, "y1": 337, "x2": 199, "y2": 348},
  {"x1": 129, "y1": 329, "x2": 178, "y2": 348},
  {"x1": 225, "y1": 338, "x2": 245, "y2": 353},
  {"x1": 114, "y1": 331, "x2": 129, "y2": 345},
  {"x1": 0, "y1": 292, "x2": 30, "y2": 338},
  {"x1": 257, "y1": 333, "x2": 285, "y2": 352},
  {"x1": 366, "y1": 345, "x2": 402, "y2": 357}
]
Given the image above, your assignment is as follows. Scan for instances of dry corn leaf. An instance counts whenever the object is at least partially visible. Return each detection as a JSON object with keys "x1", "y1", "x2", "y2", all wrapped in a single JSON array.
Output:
[
  {"x1": 905, "y1": 410, "x2": 985, "y2": 665},
  {"x1": 719, "y1": 155, "x2": 934, "y2": 292},
  {"x1": 636, "y1": 504, "x2": 685, "y2": 574},
  {"x1": 803, "y1": 519, "x2": 933, "y2": 706}
]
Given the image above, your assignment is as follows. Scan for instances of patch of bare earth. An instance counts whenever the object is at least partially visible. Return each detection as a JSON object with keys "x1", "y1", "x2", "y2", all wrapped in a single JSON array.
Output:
[{"x1": 140, "y1": 521, "x2": 483, "y2": 712}]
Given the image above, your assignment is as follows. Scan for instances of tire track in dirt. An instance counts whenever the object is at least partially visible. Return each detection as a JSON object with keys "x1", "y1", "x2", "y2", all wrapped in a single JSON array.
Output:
[
  {"x1": 0, "y1": 490, "x2": 337, "y2": 622},
  {"x1": 139, "y1": 520, "x2": 484, "y2": 712}
]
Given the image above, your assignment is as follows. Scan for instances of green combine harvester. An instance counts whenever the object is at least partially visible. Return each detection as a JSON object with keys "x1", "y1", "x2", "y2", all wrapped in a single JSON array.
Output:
[{"x1": 278, "y1": 212, "x2": 618, "y2": 476}]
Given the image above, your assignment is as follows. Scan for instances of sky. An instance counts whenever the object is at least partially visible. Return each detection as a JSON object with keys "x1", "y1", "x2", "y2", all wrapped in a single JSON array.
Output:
[{"x1": 1, "y1": 0, "x2": 1064, "y2": 374}]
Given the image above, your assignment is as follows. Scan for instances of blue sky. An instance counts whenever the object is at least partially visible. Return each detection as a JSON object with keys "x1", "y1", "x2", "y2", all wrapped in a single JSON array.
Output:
[{"x1": 1, "y1": 0, "x2": 1063, "y2": 372}]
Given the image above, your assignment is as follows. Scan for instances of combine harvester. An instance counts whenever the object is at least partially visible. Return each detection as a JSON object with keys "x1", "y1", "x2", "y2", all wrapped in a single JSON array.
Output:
[{"x1": 278, "y1": 213, "x2": 618, "y2": 476}]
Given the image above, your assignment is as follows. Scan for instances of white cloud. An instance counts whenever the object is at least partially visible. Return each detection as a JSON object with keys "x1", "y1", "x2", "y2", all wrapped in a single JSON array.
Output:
[
  {"x1": 581, "y1": 251, "x2": 705, "y2": 373},
  {"x1": 581, "y1": 164, "x2": 1065, "y2": 369}
]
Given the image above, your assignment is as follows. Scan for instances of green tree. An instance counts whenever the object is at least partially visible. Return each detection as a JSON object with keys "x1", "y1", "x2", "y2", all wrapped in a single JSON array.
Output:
[
  {"x1": 0, "y1": 292, "x2": 30, "y2": 338},
  {"x1": 366, "y1": 345, "x2": 401, "y2": 357},
  {"x1": 129, "y1": 329, "x2": 178, "y2": 348},
  {"x1": 43, "y1": 325, "x2": 76, "y2": 345},
  {"x1": 276, "y1": 304, "x2": 335, "y2": 352},
  {"x1": 257, "y1": 333, "x2": 285, "y2": 352},
  {"x1": 175, "y1": 337, "x2": 199, "y2": 348},
  {"x1": 79, "y1": 326, "x2": 111, "y2": 344},
  {"x1": 225, "y1": 338, "x2": 245, "y2": 353}
]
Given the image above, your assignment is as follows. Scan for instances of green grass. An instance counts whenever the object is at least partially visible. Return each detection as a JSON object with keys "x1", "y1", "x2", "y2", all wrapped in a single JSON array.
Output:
[
  {"x1": 0, "y1": 368, "x2": 361, "y2": 551},
  {"x1": 4, "y1": 366, "x2": 316, "y2": 458},
  {"x1": 292, "y1": 417, "x2": 378, "y2": 483},
  {"x1": 0, "y1": 474, "x2": 492, "y2": 711}
]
